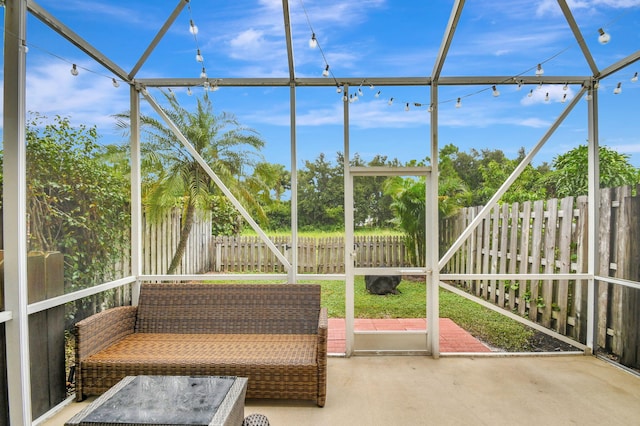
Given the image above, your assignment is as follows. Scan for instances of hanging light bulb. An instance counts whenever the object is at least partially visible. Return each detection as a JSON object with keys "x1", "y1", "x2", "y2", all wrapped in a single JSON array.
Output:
[
  {"x1": 561, "y1": 94, "x2": 567, "y2": 103},
  {"x1": 492, "y1": 85, "x2": 500, "y2": 97},
  {"x1": 349, "y1": 94, "x2": 355, "y2": 103},
  {"x1": 563, "y1": 83, "x2": 568, "y2": 91},
  {"x1": 203, "y1": 80, "x2": 210, "y2": 91},
  {"x1": 70, "y1": 64, "x2": 79, "y2": 76},
  {"x1": 196, "y1": 49, "x2": 204, "y2": 63},
  {"x1": 455, "y1": 97, "x2": 461, "y2": 108},
  {"x1": 535, "y1": 63, "x2": 544, "y2": 76},
  {"x1": 168, "y1": 88, "x2": 176, "y2": 97},
  {"x1": 544, "y1": 92, "x2": 550, "y2": 102},
  {"x1": 358, "y1": 87, "x2": 364, "y2": 97},
  {"x1": 405, "y1": 103, "x2": 410, "y2": 111},
  {"x1": 369, "y1": 83, "x2": 375, "y2": 90},
  {"x1": 353, "y1": 91, "x2": 358, "y2": 102},
  {"x1": 613, "y1": 82, "x2": 622, "y2": 94},
  {"x1": 200, "y1": 67, "x2": 207, "y2": 79},
  {"x1": 112, "y1": 78, "x2": 120, "y2": 88},
  {"x1": 631, "y1": 72, "x2": 638, "y2": 83},
  {"x1": 342, "y1": 93, "x2": 348, "y2": 102},
  {"x1": 309, "y1": 33, "x2": 317, "y2": 48},
  {"x1": 375, "y1": 90, "x2": 381, "y2": 98},
  {"x1": 189, "y1": 19, "x2": 199, "y2": 35},
  {"x1": 517, "y1": 80, "x2": 523, "y2": 90},
  {"x1": 388, "y1": 97, "x2": 394, "y2": 106},
  {"x1": 336, "y1": 85, "x2": 342, "y2": 94},
  {"x1": 527, "y1": 89, "x2": 533, "y2": 97},
  {"x1": 538, "y1": 81, "x2": 543, "y2": 90},
  {"x1": 593, "y1": 81, "x2": 600, "y2": 89},
  {"x1": 322, "y1": 64, "x2": 329, "y2": 77},
  {"x1": 187, "y1": 87, "x2": 193, "y2": 96},
  {"x1": 597, "y1": 28, "x2": 610, "y2": 44},
  {"x1": 211, "y1": 80, "x2": 220, "y2": 91},
  {"x1": 427, "y1": 104, "x2": 433, "y2": 113}
]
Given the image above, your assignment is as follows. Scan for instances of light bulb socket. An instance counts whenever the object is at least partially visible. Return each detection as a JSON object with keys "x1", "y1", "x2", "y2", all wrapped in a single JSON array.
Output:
[{"x1": 598, "y1": 28, "x2": 610, "y2": 44}]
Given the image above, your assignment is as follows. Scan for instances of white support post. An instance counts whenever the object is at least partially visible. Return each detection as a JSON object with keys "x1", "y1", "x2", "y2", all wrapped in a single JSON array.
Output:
[
  {"x1": 3, "y1": 0, "x2": 31, "y2": 423},
  {"x1": 427, "y1": 83, "x2": 440, "y2": 357},
  {"x1": 289, "y1": 83, "x2": 298, "y2": 283},
  {"x1": 343, "y1": 85, "x2": 355, "y2": 356},
  {"x1": 130, "y1": 86, "x2": 142, "y2": 304},
  {"x1": 586, "y1": 83, "x2": 600, "y2": 354}
]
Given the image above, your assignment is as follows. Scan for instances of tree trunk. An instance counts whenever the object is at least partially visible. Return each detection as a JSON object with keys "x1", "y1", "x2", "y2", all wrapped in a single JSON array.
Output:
[{"x1": 167, "y1": 201, "x2": 196, "y2": 275}]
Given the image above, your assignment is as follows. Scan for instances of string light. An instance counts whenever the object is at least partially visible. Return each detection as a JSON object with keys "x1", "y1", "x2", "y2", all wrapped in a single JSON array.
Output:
[
  {"x1": 70, "y1": 64, "x2": 79, "y2": 76},
  {"x1": 405, "y1": 103, "x2": 410, "y2": 111},
  {"x1": 196, "y1": 49, "x2": 203, "y2": 63},
  {"x1": 189, "y1": 19, "x2": 198, "y2": 35},
  {"x1": 492, "y1": 85, "x2": 500, "y2": 97},
  {"x1": 309, "y1": 33, "x2": 317, "y2": 48},
  {"x1": 187, "y1": 87, "x2": 193, "y2": 96},
  {"x1": 388, "y1": 97, "x2": 394, "y2": 106},
  {"x1": 613, "y1": 82, "x2": 622, "y2": 94},
  {"x1": 336, "y1": 85, "x2": 342, "y2": 94},
  {"x1": 322, "y1": 64, "x2": 330, "y2": 77},
  {"x1": 112, "y1": 78, "x2": 120, "y2": 88},
  {"x1": 631, "y1": 72, "x2": 638, "y2": 83},
  {"x1": 528, "y1": 89, "x2": 533, "y2": 97},
  {"x1": 427, "y1": 104, "x2": 433, "y2": 112},
  {"x1": 200, "y1": 67, "x2": 207, "y2": 79},
  {"x1": 561, "y1": 93, "x2": 567, "y2": 103},
  {"x1": 358, "y1": 86, "x2": 364, "y2": 97},
  {"x1": 544, "y1": 92, "x2": 550, "y2": 102},
  {"x1": 455, "y1": 97, "x2": 462, "y2": 108},
  {"x1": 563, "y1": 83, "x2": 568, "y2": 91},
  {"x1": 535, "y1": 63, "x2": 544, "y2": 76},
  {"x1": 597, "y1": 28, "x2": 610, "y2": 44}
]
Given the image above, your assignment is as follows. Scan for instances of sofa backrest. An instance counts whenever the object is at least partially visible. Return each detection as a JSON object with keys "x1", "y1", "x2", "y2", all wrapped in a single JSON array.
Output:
[{"x1": 135, "y1": 283, "x2": 321, "y2": 335}]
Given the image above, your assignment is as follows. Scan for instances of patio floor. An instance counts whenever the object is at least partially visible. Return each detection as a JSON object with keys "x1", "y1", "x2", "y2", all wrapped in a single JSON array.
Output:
[
  {"x1": 328, "y1": 318, "x2": 492, "y2": 353},
  {"x1": 41, "y1": 355, "x2": 640, "y2": 426}
]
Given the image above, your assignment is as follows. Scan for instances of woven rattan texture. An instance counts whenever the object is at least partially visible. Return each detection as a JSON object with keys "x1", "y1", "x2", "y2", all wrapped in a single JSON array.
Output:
[{"x1": 74, "y1": 283, "x2": 327, "y2": 407}]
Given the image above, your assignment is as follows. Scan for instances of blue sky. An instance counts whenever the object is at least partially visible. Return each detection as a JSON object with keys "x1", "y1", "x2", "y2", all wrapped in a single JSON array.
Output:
[{"x1": 2, "y1": 0, "x2": 639, "y2": 168}]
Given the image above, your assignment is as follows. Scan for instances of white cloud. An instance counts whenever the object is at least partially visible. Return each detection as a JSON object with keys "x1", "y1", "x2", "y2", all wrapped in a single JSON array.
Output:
[
  {"x1": 25, "y1": 59, "x2": 129, "y2": 137},
  {"x1": 536, "y1": 0, "x2": 640, "y2": 16}
]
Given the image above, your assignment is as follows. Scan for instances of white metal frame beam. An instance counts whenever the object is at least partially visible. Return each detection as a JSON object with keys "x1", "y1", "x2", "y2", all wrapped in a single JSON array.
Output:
[{"x1": 4, "y1": 1, "x2": 31, "y2": 424}]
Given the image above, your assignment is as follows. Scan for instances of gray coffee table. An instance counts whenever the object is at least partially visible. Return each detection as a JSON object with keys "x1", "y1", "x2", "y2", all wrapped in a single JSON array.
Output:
[{"x1": 66, "y1": 375, "x2": 248, "y2": 426}]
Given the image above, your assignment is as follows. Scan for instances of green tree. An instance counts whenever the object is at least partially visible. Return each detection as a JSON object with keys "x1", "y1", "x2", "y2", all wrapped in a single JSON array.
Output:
[
  {"x1": 117, "y1": 92, "x2": 266, "y2": 273},
  {"x1": 547, "y1": 144, "x2": 640, "y2": 197},
  {"x1": 20, "y1": 113, "x2": 129, "y2": 289},
  {"x1": 298, "y1": 153, "x2": 344, "y2": 230}
]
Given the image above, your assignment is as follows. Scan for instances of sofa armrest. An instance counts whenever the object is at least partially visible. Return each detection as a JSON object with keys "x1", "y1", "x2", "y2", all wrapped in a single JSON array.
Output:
[
  {"x1": 316, "y1": 307, "x2": 328, "y2": 407},
  {"x1": 75, "y1": 306, "x2": 138, "y2": 361}
]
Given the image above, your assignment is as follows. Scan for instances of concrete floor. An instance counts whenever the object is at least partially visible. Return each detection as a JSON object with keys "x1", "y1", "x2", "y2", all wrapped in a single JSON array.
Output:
[{"x1": 39, "y1": 354, "x2": 640, "y2": 426}]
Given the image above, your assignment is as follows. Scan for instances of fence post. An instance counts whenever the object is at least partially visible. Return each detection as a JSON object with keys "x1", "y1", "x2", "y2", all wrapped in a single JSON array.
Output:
[{"x1": 620, "y1": 192, "x2": 640, "y2": 367}]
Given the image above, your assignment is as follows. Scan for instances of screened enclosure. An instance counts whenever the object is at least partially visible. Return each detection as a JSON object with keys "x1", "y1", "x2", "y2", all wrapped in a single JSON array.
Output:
[{"x1": 2, "y1": 0, "x2": 640, "y2": 424}]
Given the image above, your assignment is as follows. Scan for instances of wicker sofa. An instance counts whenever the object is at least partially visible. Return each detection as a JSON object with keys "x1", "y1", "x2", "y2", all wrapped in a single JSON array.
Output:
[{"x1": 74, "y1": 283, "x2": 327, "y2": 406}]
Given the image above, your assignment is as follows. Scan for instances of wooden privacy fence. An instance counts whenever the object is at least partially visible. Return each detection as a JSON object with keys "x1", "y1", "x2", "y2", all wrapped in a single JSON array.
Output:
[
  {"x1": 213, "y1": 235, "x2": 409, "y2": 273},
  {"x1": 142, "y1": 209, "x2": 213, "y2": 275},
  {"x1": 440, "y1": 185, "x2": 640, "y2": 364}
]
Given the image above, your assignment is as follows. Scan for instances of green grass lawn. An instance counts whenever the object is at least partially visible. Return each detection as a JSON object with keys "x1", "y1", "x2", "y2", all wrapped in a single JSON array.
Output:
[{"x1": 300, "y1": 277, "x2": 534, "y2": 352}]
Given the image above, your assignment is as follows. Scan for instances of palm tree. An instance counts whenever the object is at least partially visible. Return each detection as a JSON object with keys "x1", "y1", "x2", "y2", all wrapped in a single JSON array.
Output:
[
  {"x1": 117, "y1": 91, "x2": 266, "y2": 274},
  {"x1": 384, "y1": 174, "x2": 470, "y2": 266}
]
